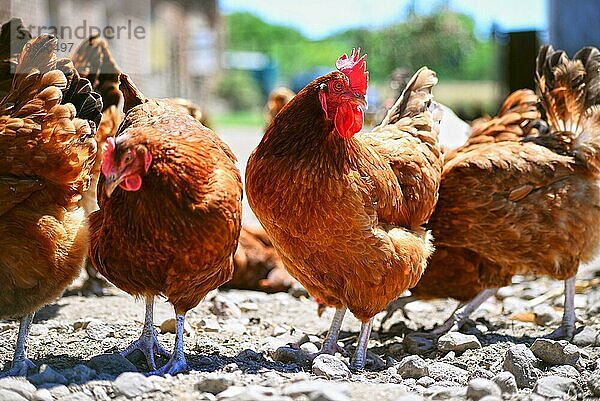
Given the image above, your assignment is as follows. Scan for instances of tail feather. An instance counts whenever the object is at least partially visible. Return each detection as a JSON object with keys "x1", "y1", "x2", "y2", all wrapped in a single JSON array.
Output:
[
  {"x1": 534, "y1": 45, "x2": 600, "y2": 169},
  {"x1": 0, "y1": 18, "x2": 32, "y2": 96},
  {"x1": 466, "y1": 89, "x2": 541, "y2": 146},
  {"x1": 363, "y1": 67, "x2": 443, "y2": 227},
  {"x1": 0, "y1": 34, "x2": 99, "y2": 190},
  {"x1": 119, "y1": 73, "x2": 146, "y2": 113},
  {"x1": 377, "y1": 66, "x2": 439, "y2": 130},
  {"x1": 71, "y1": 35, "x2": 121, "y2": 110}
]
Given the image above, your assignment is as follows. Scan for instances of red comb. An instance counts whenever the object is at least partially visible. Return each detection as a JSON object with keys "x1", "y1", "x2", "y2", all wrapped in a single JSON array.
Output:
[{"x1": 336, "y1": 48, "x2": 368, "y2": 96}]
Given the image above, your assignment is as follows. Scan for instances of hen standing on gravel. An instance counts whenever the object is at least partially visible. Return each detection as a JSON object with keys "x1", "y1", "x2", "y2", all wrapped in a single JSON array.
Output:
[
  {"x1": 0, "y1": 34, "x2": 101, "y2": 377},
  {"x1": 246, "y1": 50, "x2": 442, "y2": 370},
  {"x1": 89, "y1": 74, "x2": 243, "y2": 375}
]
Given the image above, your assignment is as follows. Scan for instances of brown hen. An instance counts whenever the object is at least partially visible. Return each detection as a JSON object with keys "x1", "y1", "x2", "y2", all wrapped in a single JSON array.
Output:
[
  {"x1": 390, "y1": 45, "x2": 600, "y2": 339},
  {"x1": 89, "y1": 74, "x2": 242, "y2": 375},
  {"x1": 246, "y1": 50, "x2": 442, "y2": 369},
  {"x1": 0, "y1": 35, "x2": 101, "y2": 376}
]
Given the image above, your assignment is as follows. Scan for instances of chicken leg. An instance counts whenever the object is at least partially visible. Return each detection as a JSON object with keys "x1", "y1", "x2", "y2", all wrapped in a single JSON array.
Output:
[
  {"x1": 319, "y1": 307, "x2": 347, "y2": 355},
  {"x1": 0, "y1": 313, "x2": 36, "y2": 377},
  {"x1": 350, "y1": 318, "x2": 373, "y2": 371},
  {"x1": 148, "y1": 312, "x2": 188, "y2": 376},
  {"x1": 546, "y1": 276, "x2": 576, "y2": 340},
  {"x1": 430, "y1": 288, "x2": 498, "y2": 335},
  {"x1": 121, "y1": 296, "x2": 169, "y2": 370}
]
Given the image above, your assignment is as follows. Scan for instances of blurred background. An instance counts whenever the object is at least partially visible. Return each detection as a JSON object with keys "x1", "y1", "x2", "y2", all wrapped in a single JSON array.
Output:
[
  {"x1": 3, "y1": 0, "x2": 596, "y2": 225},
  {"x1": 1, "y1": 0, "x2": 598, "y2": 127}
]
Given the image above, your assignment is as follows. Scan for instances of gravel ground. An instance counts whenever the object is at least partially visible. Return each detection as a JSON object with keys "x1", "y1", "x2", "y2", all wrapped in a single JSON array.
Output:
[{"x1": 1, "y1": 261, "x2": 600, "y2": 401}]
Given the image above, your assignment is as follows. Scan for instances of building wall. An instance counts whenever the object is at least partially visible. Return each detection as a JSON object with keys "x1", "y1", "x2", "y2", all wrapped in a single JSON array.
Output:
[
  {"x1": 0, "y1": 0, "x2": 222, "y2": 106},
  {"x1": 549, "y1": 0, "x2": 599, "y2": 55}
]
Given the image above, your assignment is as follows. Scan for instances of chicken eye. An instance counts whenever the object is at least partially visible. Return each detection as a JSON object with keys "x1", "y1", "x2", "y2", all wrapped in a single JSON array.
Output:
[
  {"x1": 123, "y1": 153, "x2": 133, "y2": 165},
  {"x1": 333, "y1": 81, "x2": 343, "y2": 92}
]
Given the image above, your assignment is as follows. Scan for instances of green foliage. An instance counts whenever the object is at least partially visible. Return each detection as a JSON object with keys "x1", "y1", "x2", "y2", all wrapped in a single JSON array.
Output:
[
  {"x1": 224, "y1": 10, "x2": 496, "y2": 83},
  {"x1": 216, "y1": 70, "x2": 263, "y2": 111}
]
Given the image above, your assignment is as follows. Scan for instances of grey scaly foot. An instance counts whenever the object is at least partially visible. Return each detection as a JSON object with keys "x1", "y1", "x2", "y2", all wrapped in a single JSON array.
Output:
[
  {"x1": 545, "y1": 277, "x2": 576, "y2": 340},
  {"x1": 0, "y1": 314, "x2": 36, "y2": 377},
  {"x1": 147, "y1": 312, "x2": 188, "y2": 376},
  {"x1": 349, "y1": 318, "x2": 373, "y2": 371},
  {"x1": 122, "y1": 296, "x2": 169, "y2": 370}
]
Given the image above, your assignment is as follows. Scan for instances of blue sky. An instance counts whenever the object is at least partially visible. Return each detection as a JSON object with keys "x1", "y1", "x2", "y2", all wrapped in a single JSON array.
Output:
[{"x1": 219, "y1": 0, "x2": 548, "y2": 39}]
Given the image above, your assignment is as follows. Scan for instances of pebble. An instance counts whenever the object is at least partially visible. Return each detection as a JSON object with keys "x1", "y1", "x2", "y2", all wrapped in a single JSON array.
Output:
[
  {"x1": 502, "y1": 344, "x2": 539, "y2": 388},
  {"x1": 196, "y1": 374, "x2": 234, "y2": 394},
  {"x1": 437, "y1": 332, "x2": 481, "y2": 354},
  {"x1": 272, "y1": 326, "x2": 289, "y2": 336},
  {"x1": 416, "y1": 376, "x2": 435, "y2": 387},
  {"x1": 392, "y1": 395, "x2": 424, "y2": 401},
  {"x1": 0, "y1": 389, "x2": 27, "y2": 401},
  {"x1": 62, "y1": 364, "x2": 97, "y2": 384},
  {"x1": 300, "y1": 342, "x2": 319, "y2": 354},
  {"x1": 272, "y1": 346, "x2": 311, "y2": 366},
  {"x1": 530, "y1": 338, "x2": 580, "y2": 366},
  {"x1": 548, "y1": 364, "x2": 580, "y2": 379},
  {"x1": 91, "y1": 386, "x2": 110, "y2": 401},
  {"x1": 365, "y1": 351, "x2": 386, "y2": 371},
  {"x1": 428, "y1": 362, "x2": 469, "y2": 385},
  {"x1": 28, "y1": 364, "x2": 67, "y2": 385},
  {"x1": 491, "y1": 371, "x2": 517, "y2": 394},
  {"x1": 466, "y1": 378, "x2": 501, "y2": 400},
  {"x1": 395, "y1": 355, "x2": 429, "y2": 379},
  {"x1": 220, "y1": 321, "x2": 246, "y2": 334},
  {"x1": 587, "y1": 370, "x2": 600, "y2": 396},
  {"x1": 49, "y1": 385, "x2": 70, "y2": 399},
  {"x1": 532, "y1": 304, "x2": 560, "y2": 326},
  {"x1": 573, "y1": 326, "x2": 600, "y2": 347},
  {"x1": 238, "y1": 301, "x2": 259, "y2": 312},
  {"x1": 160, "y1": 318, "x2": 194, "y2": 335},
  {"x1": 112, "y1": 372, "x2": 156, "y2": 397},
  {"x1": 312, "y1": 355, "x2": 351, "y2": 380},
  {"x1": 28, "y1": 325, "x2": 49, "y2": 337},
  {"x1": 403, "y1": 334, "x2": 434, "y2": 355},
  {"x1": 210, "y1": 295, "x2": 242, "y2": 318},
  {"x1": 0, "y1": 377, "x2": 35, "y2": 400},
  {"x1": 470, "y1": 367, "x2": 494, "y2": 380},
  {"x1": 61, "y1": 392, "x2": 94, "y2": 401},
  {"x1": 502, "y1": 297, "x2": 529, "y2": 314},
  {"x1": 83, "y1": 319, "x2": 111, "y2": 341},
  {"x1": 33, "y1": 389, "x2": 53, "y2": 401},
  {"x1": 283, "y1": 380, "x2": 350, "y2": 401},
  {"x1": 423, "y1": 383, "x2": 467, "y2": 400},
  {"x1": 87, "y1": 353, "x2": 138, "y2": 375},
  {"x1": 533, "y1": 376, "x2": 578, "y2": 398},
  {"x1": 197, "y1": 317, "x2": 220, "y2": 333}
]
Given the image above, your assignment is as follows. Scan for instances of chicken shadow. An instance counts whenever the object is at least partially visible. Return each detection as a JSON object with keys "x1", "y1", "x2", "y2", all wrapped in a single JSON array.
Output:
[{"x1": 33, "y1": 303, "x2": 62, "y2": 323}]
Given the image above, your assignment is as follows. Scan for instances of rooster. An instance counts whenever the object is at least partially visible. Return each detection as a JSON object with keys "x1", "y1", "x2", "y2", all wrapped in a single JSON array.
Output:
[
  {"x1": 386, "y1": 45, "x2": 600, "y2": 340},
  {"x1": 0, "y1": 34, "x2": 101, "y2": 376},
  {"x1": 246, "y1": 49, "x2": 442, "y2": 369},
  {"x1": 89, "y1": 74, "x2": 243, "y2": 375}
]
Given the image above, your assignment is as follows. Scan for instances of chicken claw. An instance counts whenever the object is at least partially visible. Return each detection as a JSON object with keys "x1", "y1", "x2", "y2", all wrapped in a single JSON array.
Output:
[
  {"x1": 147, "y1": 313, "x2": 188, "y2": 376},
  {"x1": 121, "y1": 296, "x2": 170, "y2": 370},
  {"x1": 0, "y1": 314, "x2": 36, "y2": 377}
]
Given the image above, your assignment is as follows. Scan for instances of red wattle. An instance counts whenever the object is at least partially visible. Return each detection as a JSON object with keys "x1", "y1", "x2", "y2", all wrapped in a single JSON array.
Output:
[{"x1": 334, "y1": 103, "x2": 364, "y2": 139}]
